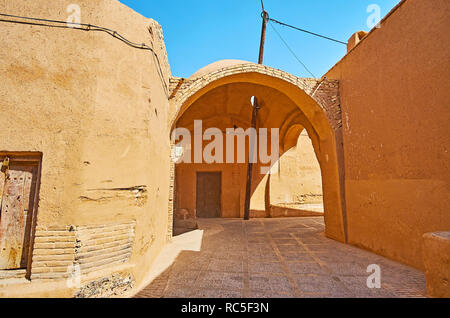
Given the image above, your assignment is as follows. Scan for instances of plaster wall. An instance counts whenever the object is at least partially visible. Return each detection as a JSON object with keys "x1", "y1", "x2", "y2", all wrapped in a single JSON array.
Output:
[
  {"x1": 0, "y1": 0, "x2": 171, "y2": 296},
  {"x1": 326, "y1": 0, "x2": 450, "y2": 269}
]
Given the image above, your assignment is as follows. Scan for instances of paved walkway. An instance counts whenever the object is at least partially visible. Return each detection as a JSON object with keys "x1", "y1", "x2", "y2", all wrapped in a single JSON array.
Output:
[{"x1": 135, "y1": 217, "x2": 426, "y2": 298}]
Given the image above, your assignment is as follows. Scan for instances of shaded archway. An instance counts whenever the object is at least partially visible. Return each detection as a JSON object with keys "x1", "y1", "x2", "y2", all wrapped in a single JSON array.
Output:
[
  {"x1": 251, "y1": 128, "x2": 324, "y2": 217},
  {"x1": 169, "y1": 61, "x2": 346, "y2": 243}
]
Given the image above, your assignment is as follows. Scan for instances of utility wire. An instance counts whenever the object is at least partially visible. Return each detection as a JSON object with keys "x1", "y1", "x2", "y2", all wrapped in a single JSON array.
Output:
[
  {"x1": 0, "y1": 12, "x2": 169, "y2": 94},
  {"x1": 269, "y1": 21, "x2": 316, "y2": 78},
  {"x1": 269, "y1": 17, "x2": 347, "y2": 45},
  {"x1": 260, "y1": 0, "x2": 265, "y2": 12}
]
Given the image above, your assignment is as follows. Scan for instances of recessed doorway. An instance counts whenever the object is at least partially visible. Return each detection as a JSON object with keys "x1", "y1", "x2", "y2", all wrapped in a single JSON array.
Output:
[
  {"x1": 0, "y1": 153, "x2": 41, "y2": 279},
  {"x1": 196, "y1": 172, "x2": 222, "y2": 218}
]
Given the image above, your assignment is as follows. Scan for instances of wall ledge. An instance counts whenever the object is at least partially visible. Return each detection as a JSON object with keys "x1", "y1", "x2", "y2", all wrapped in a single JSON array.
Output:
[{"x1": 423, "y1": 231, "x2": 450, "y2": 298}]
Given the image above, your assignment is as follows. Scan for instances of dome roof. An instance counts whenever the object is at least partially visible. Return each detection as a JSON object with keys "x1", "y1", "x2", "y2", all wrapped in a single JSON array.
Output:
[{"x1": 189, "y1": 59, "x2": 253, "y2": 79}]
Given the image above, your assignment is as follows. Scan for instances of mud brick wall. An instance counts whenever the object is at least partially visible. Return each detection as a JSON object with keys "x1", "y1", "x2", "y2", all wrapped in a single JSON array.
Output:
[
  {"x1": 75, "y1": 222, "x2": 135, "y2": 275},
  {"x1": 31, "y1": 226, "x2": 76, "y2": 280},
  {"x1": 30, "y1": 222, "x2": 135, "y2": 280},
  {"x1": 0, "y1": 0, "x2": 173, "y2": 296}
]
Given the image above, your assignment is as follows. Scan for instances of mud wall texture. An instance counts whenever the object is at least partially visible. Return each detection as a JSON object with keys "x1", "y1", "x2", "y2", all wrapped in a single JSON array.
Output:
[
  {"x1": 0, "y1": 0, "x2": 172, "y2": 297},
  {"x1": 326, "y1": 0, "x2": 450, "y2": 270},
  {"x1": 251, "y1": 130, "x2": 323, "y2": 211}
]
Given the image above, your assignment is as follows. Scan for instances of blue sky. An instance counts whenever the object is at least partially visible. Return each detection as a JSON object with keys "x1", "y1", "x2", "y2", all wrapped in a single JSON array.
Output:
[{"x1": 120, "y1": 0, "x2": 400, "y2": 78}]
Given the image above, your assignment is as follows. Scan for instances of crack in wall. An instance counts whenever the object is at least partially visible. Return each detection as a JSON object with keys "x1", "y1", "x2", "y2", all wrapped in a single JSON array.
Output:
[{"x1": 79, "y1": 186, "x2": 148, "y2": 206}]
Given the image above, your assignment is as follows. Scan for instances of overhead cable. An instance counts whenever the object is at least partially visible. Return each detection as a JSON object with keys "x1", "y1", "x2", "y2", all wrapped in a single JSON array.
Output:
[
  {"x1": 269, "y1": 21, "x2": 316, "y2": 78},
  {"x1": 269, "y1": 17, "x2": 347, "y2": 45},
  {"x1": 0, "y1": 12, "x2": 169, "y2": 94}
]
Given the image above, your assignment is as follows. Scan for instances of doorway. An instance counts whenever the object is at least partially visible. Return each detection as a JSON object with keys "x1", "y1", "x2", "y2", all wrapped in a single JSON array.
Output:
[
  {"x1": 0, "y1": 153, "x2": 41, "y2": 274},
  {"x1": 196, "y1": 172, "x2": 221, "y2": 218}
]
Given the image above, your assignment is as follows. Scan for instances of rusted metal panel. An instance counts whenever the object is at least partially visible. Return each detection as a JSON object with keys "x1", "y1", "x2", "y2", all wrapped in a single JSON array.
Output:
[{"x1": 0, "y1": 167, "x2": 28, "y2": 269}]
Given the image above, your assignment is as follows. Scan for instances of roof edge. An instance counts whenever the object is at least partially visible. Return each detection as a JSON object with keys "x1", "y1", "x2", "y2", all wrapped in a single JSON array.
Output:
[{"x1": 325, "y1": 0, "x2": 407, "y2": 77}]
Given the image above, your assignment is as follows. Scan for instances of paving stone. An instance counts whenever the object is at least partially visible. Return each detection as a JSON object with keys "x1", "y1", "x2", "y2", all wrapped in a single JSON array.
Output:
[
  {"x1": 338, "y1": 276, "x2": 403, "y2": 298},
  {"x1": 248, "y1": 261, "x2": 285, "y2": 274},
  {"x1": 248, "y1": 250, "x2": 278, "y2": 259},
  {"x1": 273, "y1": 238, "x2": 298, "y2": 249},
  {"x1": 249, "y1": 274, "x2": 293, "y2": 293},
  {"x1": 324, "y1": 262, "x2": 368, "y2": 276},
  {"x1": 300, "y1": 237, "x2": 327, "y2": 244},
  {"x1": 221, "y1": 272, "x2": 244, "y2": 290},
  {"x1": 280, "y1": 251, "x2": 314, "y2": 262},
  {"x1": 304, "y1": 244, "x2": 338, "y2": 252},
  {"x1": 287, "y1": 262, "x2": 328, "y2": 275},
  {"x1": 195, "y1": 271, "x2": 224, "y2": 288},
  {"x1": 249, "y1": 291, "x2": 296, "y2": 298},
  {"x1": 136, "y1": 217, "x2": 426, "y2": 298},
  {"x1": 207, "y1": 259, "x2": 244, "y2": 272},
  {"x1": 168, "y1": 270, "x2": 201, "y2": 285},
  {"x1": 271, "y1": 233, "x2": 296, "y2": 239},
  {"x1": 296, "y1": 275, "x2": 346, "y2": 294},
  {"x1": 192, "y1": 288, "x2": 242, "y2": 298},
  {"x1": 164, "y1": 284, "x2": 195, "y2": 298},
  {"x1": 314, "y1": 252, "x2": 357, "y2": 263}
]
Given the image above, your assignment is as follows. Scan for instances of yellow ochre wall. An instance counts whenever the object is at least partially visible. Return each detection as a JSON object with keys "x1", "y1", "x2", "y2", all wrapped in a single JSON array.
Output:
[{"x1": 0, "y1": 0, "x2": 172, "y2": 296}]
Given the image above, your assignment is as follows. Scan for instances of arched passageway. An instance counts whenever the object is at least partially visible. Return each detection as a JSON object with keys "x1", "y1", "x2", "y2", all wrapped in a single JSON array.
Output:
[
  {"x1": 169, "y1": 60, "x2": 347, "y2": 243},
  {"x1": 251, "y1": 128, "x2": 324, "y2": 217}
]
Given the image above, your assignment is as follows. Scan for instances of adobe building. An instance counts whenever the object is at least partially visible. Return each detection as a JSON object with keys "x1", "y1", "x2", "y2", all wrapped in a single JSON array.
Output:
[
  {"x1": 172, "y1": 61, "x2": 326, "y2": 220},
  {"x1": 0, "y1": 0, "x2": 449, "y2": 297}
]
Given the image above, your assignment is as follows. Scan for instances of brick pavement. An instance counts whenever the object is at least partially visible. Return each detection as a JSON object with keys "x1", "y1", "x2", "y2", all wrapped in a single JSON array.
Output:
[{"x1": 135, "y1": 217, "x2": 426, "y2": 298}]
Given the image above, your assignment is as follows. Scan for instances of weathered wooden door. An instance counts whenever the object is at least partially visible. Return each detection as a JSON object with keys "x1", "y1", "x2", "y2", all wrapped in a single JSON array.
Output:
[
  {"x1": 196, "y1": 172, "x2": 221, "y2": 218},
  {"x1": 0, "y1": 160, "x2": 38, "y2": 270}
]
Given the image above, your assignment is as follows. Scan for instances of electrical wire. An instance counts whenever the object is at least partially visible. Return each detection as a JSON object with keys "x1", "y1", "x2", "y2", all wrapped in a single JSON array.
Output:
[
  {"x1": 269, "y1": 21, "x2": 316, "y2": 78},
  {"x1": 269, "y1": 17, "x2": 347, "y2": 45},
  {"x1": 0, "y1": 12, "x2": 169, "y2": 94}
]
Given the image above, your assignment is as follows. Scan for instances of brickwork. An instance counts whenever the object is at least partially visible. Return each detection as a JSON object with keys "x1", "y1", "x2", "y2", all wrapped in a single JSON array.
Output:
[
  {"x1": 31, "y1": 226, "x2": 76, "y2": 280},
  {"x1": 167, "y1": 151, "x2": 175, "y2": 242},
  {"x1": 30, "y1": 221, "x2": 135, "y2": 280},
  {"x1": 0, "y1": 269, "x2": 27, "y2": 280},
  {"x1": 169, "y1": 63, "x2": 341, "y2": 131},
  {"x1": 75, "y1": 222, "x2": 135, "y2": 275}
]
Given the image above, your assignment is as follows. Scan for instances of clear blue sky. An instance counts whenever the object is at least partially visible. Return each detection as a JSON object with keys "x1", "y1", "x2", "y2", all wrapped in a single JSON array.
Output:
[{"x1": 120, "y1": 0, "x2": 400, "y2": 78}]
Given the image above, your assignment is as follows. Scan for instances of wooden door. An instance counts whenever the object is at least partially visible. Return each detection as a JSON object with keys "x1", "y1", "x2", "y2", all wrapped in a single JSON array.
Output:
[
  {"x1": 196, "y1": 172, "x2": 221, "y2": 218},
  {"x1": 0, "y1": 162, "x2": 38, "y2": 270}
]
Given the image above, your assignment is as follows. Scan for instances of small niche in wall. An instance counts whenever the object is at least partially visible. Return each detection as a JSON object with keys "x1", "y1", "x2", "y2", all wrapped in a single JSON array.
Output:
[{"x1": 0, "y1": 152, "x2": 42, "y2": 280}]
